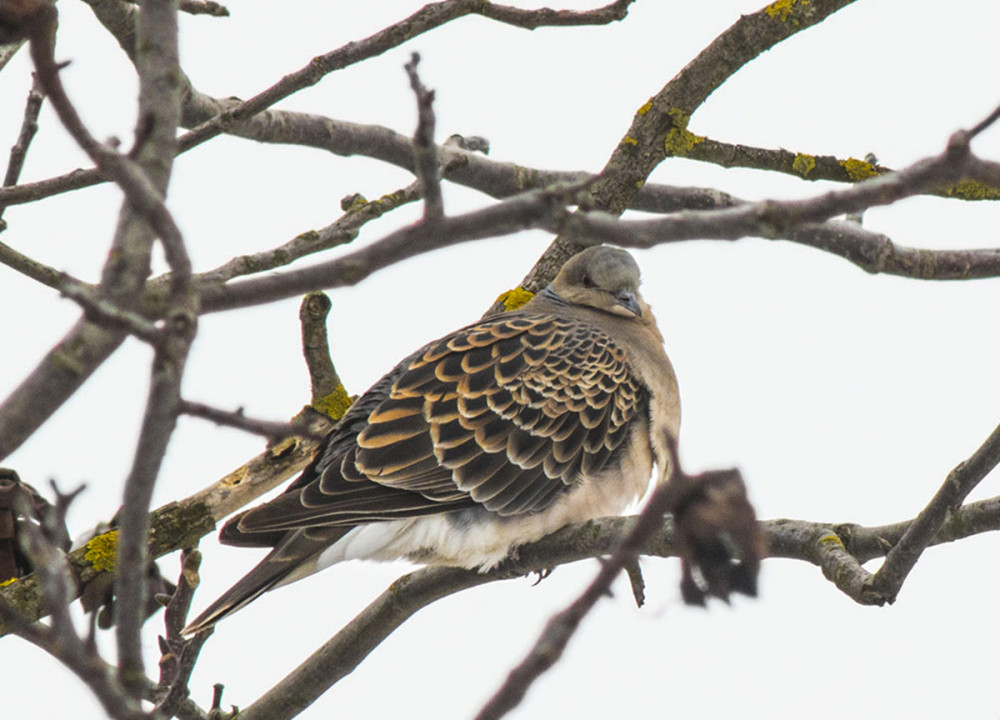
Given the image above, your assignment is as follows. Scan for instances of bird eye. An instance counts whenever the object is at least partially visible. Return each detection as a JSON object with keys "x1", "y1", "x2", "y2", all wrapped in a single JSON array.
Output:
[{"x1": 581, "y1": 273, "x2": 594, "y2": 288}]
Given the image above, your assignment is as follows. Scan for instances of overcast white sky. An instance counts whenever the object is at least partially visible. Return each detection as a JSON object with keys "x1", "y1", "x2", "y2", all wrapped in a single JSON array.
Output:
[{"x1": 2, "y1": 1, "x2": 1000, "y2": 718}]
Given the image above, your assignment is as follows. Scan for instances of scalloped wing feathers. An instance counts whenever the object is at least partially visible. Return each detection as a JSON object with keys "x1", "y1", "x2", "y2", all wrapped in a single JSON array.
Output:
[{"x1": 237, "y1": 313, "x2": 645, "y2": 535}]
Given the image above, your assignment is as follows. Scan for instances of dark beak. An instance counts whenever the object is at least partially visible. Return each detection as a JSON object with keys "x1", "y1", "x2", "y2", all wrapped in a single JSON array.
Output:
[{"x1": 615, "y1": 289, "x2": 642, "y2": 316}]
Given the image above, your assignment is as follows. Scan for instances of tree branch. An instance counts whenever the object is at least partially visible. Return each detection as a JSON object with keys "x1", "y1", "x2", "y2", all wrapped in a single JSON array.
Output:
[
  {"x1": 521, "y1": 0, "x2": 860, "y2": 292},
  {"x1": 196, "y1": 181, "x2": 584, "y2": 313},
  {"x1": 178, "y1": 400, "x2": 327, "y2": 442},
  {"x1": 0, "y1": 72, "x2": 44, "y2": 230},
  {"x1": 680, "y1": 136, "x2": 1000, "y2": 201},
  {"x1": 867, "y1": 417, "x2": 1000, "y2": 604},
  {"x1": 214, "y1": 488, "x2": 1000, "y2": 720},
  {"x1": 404, "y1": 53, "x2": 444, "y2": 221}
]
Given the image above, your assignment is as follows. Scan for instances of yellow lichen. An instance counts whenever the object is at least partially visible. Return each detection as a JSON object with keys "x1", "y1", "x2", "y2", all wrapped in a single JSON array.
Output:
[
  {"x1": 85, "y1": 530, "x2": 119, "y2": 573},
  {"x1": 818, "y1": 533, "x2": 845, "y2": 549},
  {"x1": 943, "y1": 179, "x2": 1000, "y2": 201},
  {"x1": 765, "y1": 0, "x2": 808, "y2": 22},
  {"x1": 636, "y1": 100, "x2": 653, "y2": 116},
  {"x1": 841, "y1": 157, "x2": 878, "y2": 181},
  {"x1": 792, "y1": 152, "x2": 816, "y2": 177},
  {"x1": 312, "y1": 382, "x2": 353, "y2": 421},
  {"x1": 622, "y1": 136, "x2": 638, "y2": 147},
  {"x1": 495, "y1": 287, "x2": 535, "y2": 312},
  {"x1": 1, "y1": 577, "x2": 17, "y2": 587},
  {"x1": 663, "y1": 108, "x2": 704, "y2": 157}
]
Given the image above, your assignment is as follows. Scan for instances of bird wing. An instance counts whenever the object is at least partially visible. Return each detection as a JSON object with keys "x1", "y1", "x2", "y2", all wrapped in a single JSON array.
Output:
[{"x1": 233, "y1": 313, "x2": 647, "y2": 537}]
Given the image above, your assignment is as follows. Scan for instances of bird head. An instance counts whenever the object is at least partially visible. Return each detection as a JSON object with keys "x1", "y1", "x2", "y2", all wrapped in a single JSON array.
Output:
[{"x1": 552, "y1": 245, "x2": 644, "y2": 318}]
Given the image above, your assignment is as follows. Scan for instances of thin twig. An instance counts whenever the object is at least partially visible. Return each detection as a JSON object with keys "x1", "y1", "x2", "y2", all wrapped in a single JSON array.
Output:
[
  {"x1": 60, "y1": 282, "x2": 162, "y2": 343},
  {"x1": 967, "y1": 100, "x2": 1000, "y2": 140},
  {"x1": 186, "y1": 181, "x2": 422, "y2": 288},
  {"x1": 156, "y1": 549, "x2": 214, "y2": 718},
  {"x1": 0, "y1": 73, "x2": 44, "y2": 229},
  {"x1": 404, "y1": 53, "x2": 443, "y2": 220},
  {"x1": 120, "y1": 0, "x2": 230, "y2": 17},
  {"x1": 178, "y1": 400, "x2": 327, "y2": 441},
  {"x1": 0, "y1": 239, "x2": 80, "y2": 289}
]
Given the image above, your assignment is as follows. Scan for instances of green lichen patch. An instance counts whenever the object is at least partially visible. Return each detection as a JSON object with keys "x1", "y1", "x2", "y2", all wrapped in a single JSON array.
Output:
[
  {"x1": 943, "y1": 179, "x2": 1000, "y2": 201},
  {"x1": 313, "y1": 382, "x2": 354, "y2": 421},
  {"x1": 636, "y1": 100, "x2": 653, "y2": 116},
  {"x1": 340, "y1": 193, "x2": 368, "y2": 212},
  {"x1": 792, "y1": 152, "x2": 816, "y2": 177},
  {"x1": 622, "y1": 136, "x2": 638, "y2": 147},
  {"x1": 841, "y1": 157, "x2": 878, "y2": 181},
  {"x1": 765, "y1": 0, "x2": 808, "y2": 23},
  {"x1": 663, "y1": 108, "x2": 704, "y2": 157},
  {"x1": 85, "y1": 530, "x2": 119, "y2": 573},
  {"x1": 495, "y1": 287, "x2": 535, "y2": 312}
]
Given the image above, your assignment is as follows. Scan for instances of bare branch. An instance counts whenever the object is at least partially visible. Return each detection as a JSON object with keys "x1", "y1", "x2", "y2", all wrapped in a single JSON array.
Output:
[
  {"x1": 0, "y1": 321, "x2": 127, "y2": 462},
  {"x1": 298, "y1": 291, "x2": 353, "y2": 421},
  {"x1": 197, "y1": 181, "x2": 584, "y2": 313},
  {"x1": 0, "y1": 72, "x2": 44, "y2": 229},
  {"x1": 178, "y1": 400, "x2": 327, "y2": 442},
  {"x1": 0, "y1": 237, "x2": 78, "y2": 290},
  {"x1": 404, "y1": 53, "x2": 443, "y2": 220},
  {"x1": 188, "y1": 181, "x2": 422, "y2": 288},
  {"x1": 60, "y1": 281, "x2": 162, "y2": 343},
  {"x1": 967, "y1": 100, "x2": 1000, "y2": 140},
  {"x1": 868, "y1": 418, "x2": 1000, "y2": 604},
  {"x1": 102, "y1": 0, "x2": 187, "y2": 691},
  {"x1": 120, "y1": 0, "x2": 230, "y2": 17},
  {"x1": 117, "y1": 310, "x2": 195, "y2": 689},
  {"x1": 156, "y1": 549, "x2": 214, "y2": 718},
  {"x1": 676, "y1": 136, "x2": 1000, "y2": 201}
]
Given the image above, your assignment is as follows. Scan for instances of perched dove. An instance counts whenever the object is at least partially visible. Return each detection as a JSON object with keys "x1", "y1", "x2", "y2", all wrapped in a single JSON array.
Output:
[{"x1": 184, "y1": 245, "x2": 680, "y2": 634}]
